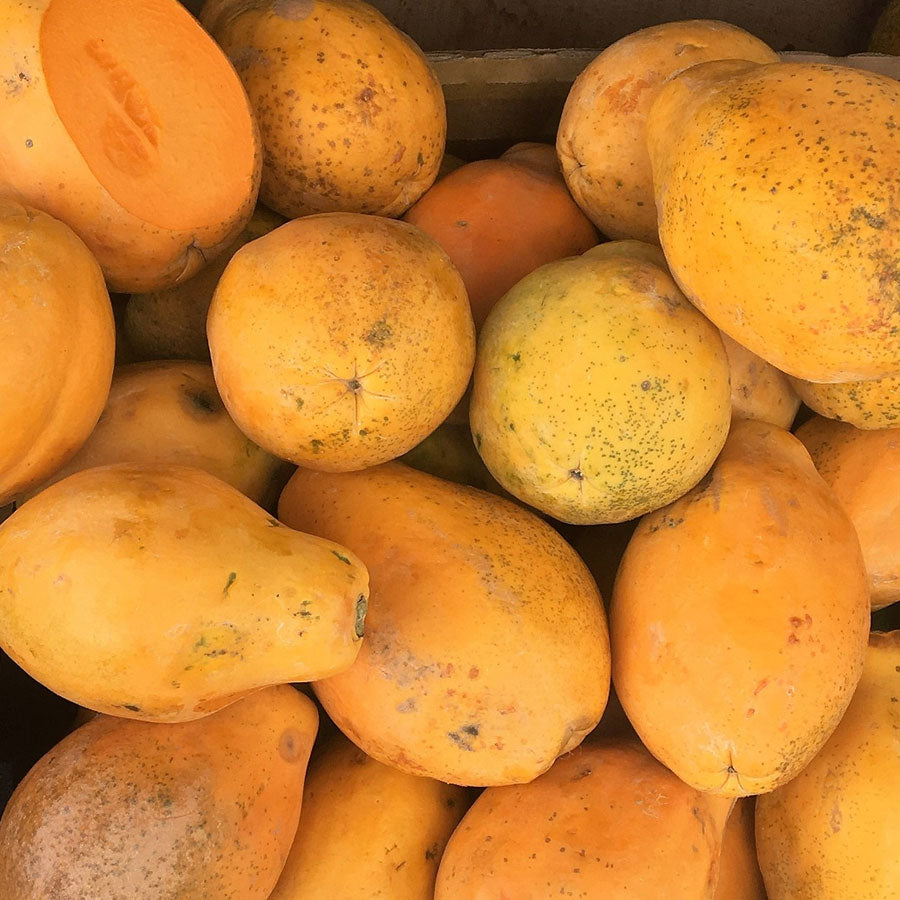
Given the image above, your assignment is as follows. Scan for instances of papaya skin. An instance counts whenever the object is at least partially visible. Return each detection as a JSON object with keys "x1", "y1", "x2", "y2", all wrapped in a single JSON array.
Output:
[
  {"x1": 0, "y1": 0, "x2": 261, "y2": 292},
  {"x1": 200, "y1": 0, "x2": 445, "y2": 219},
  {"x1": 278, "y1": 461, "x2": 610, "y2": 786},
  {"x1": 0, "y1": 200, "x2": 115, "y2": 504},
  {"x1": 611, "y1": 419, "x2": 870, "y2": 796},
  {"x1": 557, "y1": 20, "x2": 777, "y2": 243},
  {"x1": 402, "y1": 151, "x2": 598, "y2": 329},
  {"x1": 270, "y1": 732, "x2": 469, "y2": 899},
  {"x1": 648, "y1": 59, "x2": 900, "y2": 382},
  {"x1": 756, "y1": 632, "x2": 900, "y2": 899},
  {"x1": 715, "y1": 799, "x2": 767, "y2": 900},
  {"x1": 0, "y1": 464, "x2": 368, "y2": 721},
  {"x1": 21, "y1": 361, "x2": 291, "y2": 510},
  {"x1": 434, "y1": 739, "x2": 734, "y2": 899},
  {"x1": 789, "y1": 370, "x2": 900, "y2": 430},
  {"x1": 796, "y1": 415, "x2": 900, "y2": 609},
  {"x1": 0, "y1": 685, "x2": 318, "y2": 899},
  {"x1": 584, "y1": 240, "x2": 799, "y2": 428}
]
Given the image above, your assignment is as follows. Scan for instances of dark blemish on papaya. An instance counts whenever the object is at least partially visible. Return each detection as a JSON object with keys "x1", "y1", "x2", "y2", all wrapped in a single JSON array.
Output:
[
  {"x1": 184, "y1": 389, "x2": 219, "y2": 416},
  {"x1": 332, "y1": 550, "x2": 352, "y2": 565},
  {"x1": 355, "y1": 594, "x2": 367, "y2": 638},
  {"x1": 788, "y1": 633, "x2": 800, "y2": 644},
  {"x1": 316, "y1": 51, "x2": 325, "y2": 63},
  {"x1": 311, "y1": 438, "x2": 324, "y2": 453},
  {"x1": 279, "y1": 727, "x2": 304, "y2": 762},
  {"x1": 25, "y1": 138, "x2": 33, "y2": 148},
  {"x1": 417, "y1": 152, "x2": 425, "y2": 166},
  {"x1": 641, "y1": 380, "x2": 651, "y2": 391},
  {"x1": 461, "y1": 723, "x2": 480, "y2": 737},
  {"x1": 474, "y1": 432, "x2": 482, "y2": 448},
  {"x1": 396, "y1": 697, "x2": 417, "y2": 713},
  {"x1": 822, "y1": 271, "x2": 829, "y2": 280},
  {"x1": 509, "y1": 352, "x2": 521, "y2": 362},
  {"x1": 508, "y1": 422, "x2": 515, "y2": 431},
  {"x1": 569, "y1": 468, "x2": 583, "y2": 481},
  {"x1": 455, "y1": 219, "x2": 468, "y2": 228},
  {"x1": 746, "y1": 708, "x2": 755, "y2": 717},
  {"x1": 572, "y1": 766, "x2": 592, "y2": 780},
  {"x1": 468, "y1": 666, "x2": 479, "y2": 679},
  {"x1": 365, "y1": 320, "x2": 392, "y2": 344},
  {"x1": 447, "y1": 730, "x2": 475, "y2": 751},
  {"x1": 223, "y1": 572, "x2": 237, "y2": 595},
  {"x1": 425, "y1": 843, "x2": 440, "y2": 861},
  {"x1": 753, "y1": 678, "x2": 770, "y2": 695},
  {"x1": 122, "y1": 704, "x2": 140, "y2": 712},
  {"x1": 295, "y1": 397, "x2": 304, "y2": 409},
  {"x1": 359, "y1": 428, "x2": 369, "y2": 436},
  {"x1": 395, "y1": 861, "x2": 407, "y2": 871},
  {"x1": 267, "y1": 517, "x2": 280, "y2": 527}
]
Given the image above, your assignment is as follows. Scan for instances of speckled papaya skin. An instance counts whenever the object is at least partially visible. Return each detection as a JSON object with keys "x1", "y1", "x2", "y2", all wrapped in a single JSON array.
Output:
[
  {"x1": 200, "y1": 0, "x2": 446, "y2": 219},
  {"x1": 648, "y1": 60, "x2": 900, "y2": 383},
  {"x1": 207, "y1": 212, "x2": 475, "y2": 472},
  {"x1": 469, "y1": 254, "x2": 731, "y2": 524},
  {"x1": 556, "y1": 19, "x2": 777, "y2": 244},
  {"x1": 789, "y1": 370, "x2": 900, "y2": 429},
  {"x1": 611, "y1": 419, "x2": 870, "y2": 797},
  {"x1": 278, "y1": 461, "x2": 610, "y2": 787},
  {"x1": 0, "y1": 685, "x2": 318, "y2": 899},
  {"x1": 434, "y1": 739, "x2": 734, "y2": 899},
  {"x1": 0, "y1": 463, "x2": 368, "y2": 721},
  {"x1": 756, "y1": 632, "x2": 900, "y2": 900}
]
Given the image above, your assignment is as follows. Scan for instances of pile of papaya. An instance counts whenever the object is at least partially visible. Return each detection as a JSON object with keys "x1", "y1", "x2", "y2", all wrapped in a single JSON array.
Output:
[{"x1": 1, "y1": 1, "x2": 899, "y2": 897}]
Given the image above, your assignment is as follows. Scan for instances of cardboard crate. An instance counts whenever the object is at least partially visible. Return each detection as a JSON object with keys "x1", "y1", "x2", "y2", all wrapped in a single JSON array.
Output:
[{"x1": 431, "y1": 47, "x2": 900, "y2": 158}]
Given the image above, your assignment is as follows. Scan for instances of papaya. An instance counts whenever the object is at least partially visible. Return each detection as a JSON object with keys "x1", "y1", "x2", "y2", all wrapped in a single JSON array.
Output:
[
  {"x1": 470, "y1": 253, "x2": 731, "y2": 524},
  {"x1": 0, "y1": 0, "x2": 260, "y2": 292},
  {"x1": 648, "y1": 59, "x2": 900, "y2": 382},
  {"x1": 402, "y1": 146, "x2": 597, "y2": 329},
  {"x1": 0, "y1": 464, "x2": 368, "y2": 721},
  {"x1": 208, "y1": 212, "x2": 475, "y2": 472},
  {"x1": 434, "y1": 738, "x2": 733, "y2": 899},
  {"x1": 756, "y1": 631, "x2": 900, "y2": 899},
  {"x1": 278, "y1": 462, "x2": 610, "y2": 786},
  {"x1": 0, "y1": 200, "x2": 115, "y2": 504},
  {"x1": 0, "y1": 685, "x2": 317, "y2": 899},
  {"x1": 22, "y1": 361, "x2": 290, "y2": 509},
  {"x1": 796, "y1": 415, "x2": 900, "y2": 608},
  {"x1": 270, "y1": 732, "x2": 469, "y2": 899},
  {"x1": 557, "y1": 20, "x2": 777, "y2": 243},
  {"x1": 200, "y1": 0, "x2": 445, "y2": 218},
  {"x1": 611, "y1": 419, "x2": 870, "y2": 796}
]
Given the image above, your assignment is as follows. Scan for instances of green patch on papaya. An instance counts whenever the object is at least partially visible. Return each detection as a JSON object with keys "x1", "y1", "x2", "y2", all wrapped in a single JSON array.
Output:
[
  {"x1": 332, "y1": 549, "x2": 351, "y2": 565},
  {"x1": 223, "y1": 571, "x2": 237, "y2": 595}
]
